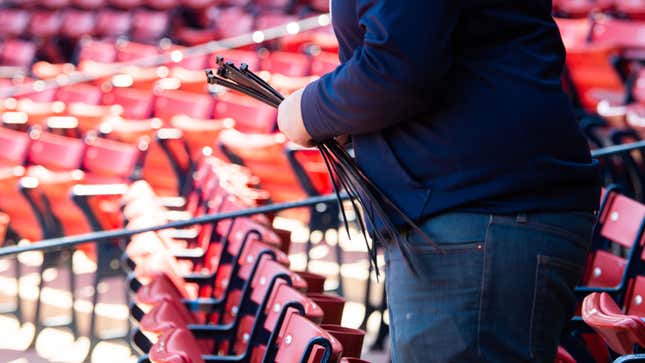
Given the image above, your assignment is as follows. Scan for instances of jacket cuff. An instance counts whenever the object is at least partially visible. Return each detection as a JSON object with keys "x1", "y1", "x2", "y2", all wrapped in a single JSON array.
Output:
[{"x1": 301, "y1": 79, "x2": 335, "y2": 141}]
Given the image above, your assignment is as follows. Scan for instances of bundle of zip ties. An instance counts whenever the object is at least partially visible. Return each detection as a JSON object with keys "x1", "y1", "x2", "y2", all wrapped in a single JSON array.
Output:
[{"x1": 206, "y1": 57, "x2": 442, "y2": 276}]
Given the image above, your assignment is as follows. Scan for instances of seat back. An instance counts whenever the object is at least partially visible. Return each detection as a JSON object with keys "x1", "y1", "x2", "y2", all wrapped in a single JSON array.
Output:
[
  {"x1": 271, "y1": 310, "x2": 343, "y2": 363},
  {"x1": 82, "y1": 134, "x2": 145, "y2": 181},
  {"x1": 27, "y1": 128, "x2": 85, "y2": 170},
  {"x1": 0, "y1": 127, "x2": 30, "y2": 166},
  {"x1": 213, "y1": 93, "x2": 277, "y2": 134}
]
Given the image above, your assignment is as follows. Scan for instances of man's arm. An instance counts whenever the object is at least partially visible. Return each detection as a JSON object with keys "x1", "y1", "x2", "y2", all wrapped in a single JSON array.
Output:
[{"x1": 300, "y1": 0, "x2": 461, "y2": 140}]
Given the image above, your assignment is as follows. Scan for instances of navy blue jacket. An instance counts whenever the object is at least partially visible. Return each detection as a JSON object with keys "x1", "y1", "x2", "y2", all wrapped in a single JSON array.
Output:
[{"x1": 301, "y1": 0, "x2": 600, "y2": 225}]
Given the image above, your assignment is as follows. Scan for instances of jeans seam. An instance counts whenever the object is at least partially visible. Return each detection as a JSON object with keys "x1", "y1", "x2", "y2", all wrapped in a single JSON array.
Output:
[
  {"x1": 476, "y1": 214, "x2": 493, "y2": 355},
  {"x1": 529, "y1": 254, "x2": 541, "y2": 359}
]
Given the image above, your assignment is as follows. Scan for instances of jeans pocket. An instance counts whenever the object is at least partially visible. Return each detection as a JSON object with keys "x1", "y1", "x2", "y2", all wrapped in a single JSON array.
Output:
[{"x1": 530, "y1": 254, "x2": 585, "y2": 362}]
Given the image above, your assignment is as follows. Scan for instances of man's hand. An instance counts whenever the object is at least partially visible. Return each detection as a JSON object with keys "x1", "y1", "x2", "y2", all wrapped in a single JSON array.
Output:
[{"x1": 277, "y1": 88, "x2": 313, "y2": 147}]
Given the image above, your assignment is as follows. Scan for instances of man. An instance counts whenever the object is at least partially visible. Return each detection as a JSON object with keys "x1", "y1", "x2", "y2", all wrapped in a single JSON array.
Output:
[{"x1": 278, "y1": 1, "x2": 600, "y2": 362}]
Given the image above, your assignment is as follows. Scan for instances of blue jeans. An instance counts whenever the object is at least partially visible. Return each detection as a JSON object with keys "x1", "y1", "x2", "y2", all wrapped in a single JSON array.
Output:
[{"x1": 384, "y1": 211, "x2": 594, "y2": 363}]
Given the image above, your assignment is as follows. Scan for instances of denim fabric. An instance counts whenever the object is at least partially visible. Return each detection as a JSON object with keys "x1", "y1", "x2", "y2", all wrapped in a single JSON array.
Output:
[{"x1": 384, "y1": 211, "x2": 594, "y2": 363}]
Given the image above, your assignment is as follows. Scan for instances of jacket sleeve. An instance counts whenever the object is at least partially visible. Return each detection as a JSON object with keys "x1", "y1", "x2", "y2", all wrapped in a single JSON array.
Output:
[{"x1": 301, "y1": 0, "x2": 461, "y2": 140}]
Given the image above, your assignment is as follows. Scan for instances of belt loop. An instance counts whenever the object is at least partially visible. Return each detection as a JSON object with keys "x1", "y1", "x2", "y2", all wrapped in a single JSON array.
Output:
[{"x1": 516, "y1": 213, "x2": 528, "y2": 224}]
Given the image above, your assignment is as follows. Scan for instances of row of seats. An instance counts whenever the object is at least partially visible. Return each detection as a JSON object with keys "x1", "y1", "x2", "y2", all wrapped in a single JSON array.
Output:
[
  {"x1": 120, "y1": 153, "x2": 368, "y2": 362},
  {"x1": 0, "y1": 2, "x2": 332, "y2": 66},
  {"x1": 553, "y1": 0, "x2": 645, "y2": 18},
  {"x1": 0, "y1": 0, "x2": 329, "y2": 11}
]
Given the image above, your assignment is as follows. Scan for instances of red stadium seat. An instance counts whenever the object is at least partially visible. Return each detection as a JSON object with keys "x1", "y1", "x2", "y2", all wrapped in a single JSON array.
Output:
[
  {"x1": 583, "y1": 292, "x2": 645, "y2": 355},
  {"x1": 55, "y1": 83, "x2": 103, "y2": 105},
  {"x1": 0, "y1": 9, "x2": 29, "y2": 39},
  {"x1": 213, "y1": 93, "x2": 277, "y2": 133},
  {"x1": 72, "y1": 0, "x2": 105, "y2": 9},
  {"x1": 261, "y1": 51, "x2": 311, "y2": 77},
  {"x1": 615, "y1": 0, "x2": 645, "y2": 19},
  {"x1": 0, "y1": 127, "x2": 30, "y2": 167},
  {"x1": 553, "y1": 0, "x2": 615, "y2": 17},
  {"x1": 310, "y1": 51, "x2": 339, "y2": 76},
  {"x1": 103, "y1": 87, "x2": 155, "y2": 120},
  {"x1": 27, "y1": 128, "x2": 85, "y2": 171},
  {"x1": 116, "y1": 41, "x2": 160, "y2": 63},
  {"x1": 94, "y1": 9, "x2": 132, "y2": 39},
  {"x1": 154, "y1": 89, "x2": 215, "y2": 122},
  {"x1": 78, "y1": 39, "x2": 117, "y2": 63},
  {"x1": 60, "y1": 9, "x2": 96, "y2": 39},
  {"x1": 169, "y1": 115, "x2": 234, "y2": 157},
  {"x1": 1, "y1": 39, "x2": 36, "y2": 68},
  {"x1": 28, "y1": 10, "x2": 62, "y2": 38},
  {"x1": 131, "y1": 9, "x2": 170, "y2": 43},
  {"x1": 107, "y1": 0, "x2": 143, "y2": 10},
  {"x1": 213, "y1": 6, "x2": 254, "y2": 39}
]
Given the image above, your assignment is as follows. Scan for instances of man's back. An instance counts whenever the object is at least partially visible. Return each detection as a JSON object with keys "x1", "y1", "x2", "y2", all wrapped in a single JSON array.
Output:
[{"x1": 302, "y1": 0, "x2": 600, "y2": 223}]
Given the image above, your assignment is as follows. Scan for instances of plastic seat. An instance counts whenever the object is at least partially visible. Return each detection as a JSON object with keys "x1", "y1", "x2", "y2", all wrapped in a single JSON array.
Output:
[
  {"x1": 213, "y1": 6, "x2": 254, "y2": 39},
  {"x1": 213, "y1": 93, "x2": 277, "y2": 134},
  {"x1": 108, "y1": 0, "x2": 143, "y2": 10},
  {"x1": 148, "y1": 328, "x2": 206, "y2": 363},
  {"x1": 271, "y1": 310, "x2": 343, "y2": 363},
  {"x1": 319, "y1": 324, "x2": 365, "y2": 359},
  {"x1": 170, "y1": 115, "x2": 234, "y2": 157},
  {"x1": 553, "y1": 0, "x2": 615, "y2": 17},
  {"x1": 584, "y1": 250, "x2": 627, "y2": 288},
  {"x1": 72, "y1": 0, "x2": 104, "y2": 9},
  {"x1": 279, "y1": 26, "x2": 338, "y2": 54},
  {"x1": 55, "y1": 83, "x2": 103, "y2": 105},
  {"x1": 582, "y1": 292, "x2": 645, "y2": 355},
  {"x1": 66, "y1": 102, "x2": 123, "y2": 133},
  {"x1": 310, "y1": 52, "x2": 339, "y2": 76},
  {"x1": 82, "y1": 134, "x2": 145, "y2": 184},
  {"x1": 1, "y1": 39, "x2": 36, "y2": 68},
  {"x1": 218, "y1": 130, "x2": 306, "y2": 203},
  {"x1": 131, "y1": 9, "x2": 170, "y2": 43},
  {"x1": 27, "y1": 128, "x2": 85, "y2": 171},
  {"x1": 103, "y1": 87, "x2": 155, "y2": 120},
  {"x1": 154, "y1": 89, "x2": 215, "y2": 122},
  {"x1": 591, "y1": 18, "x2": 645, "y2": 51},
  {"x1": 94, "y1": 10, "x2": 131, "y2": 39},
  {"x1": 60, "y1": 9, "x2": 96, "y2": 39},
  {"x1": 254, "y1": 13, "x2": 299, "y2": 32},
  {"x1": 145, "y1": 0, "x2": 178, "y2": 10},
  {"x1": 0, "y1": 127, "x2": 30, "y2": 167},
  {"x1": 28, "y1": 11, "x2": 62, "y2": 38},
  {"x1": 615, "y1": 0, "x2": 645, "y2": 19},
  {"x1": 0, "y1": 9, "x2": 29, "y2": 39},
  {"x1": 261, "y1": 51, "x2": 311, "y2": 77},
  {"x1": 78, "y1": 39, "x2": 117, "y2": 63},
  {"x1": 116, "y1": 42, "x2": 160, "y2": 63}
]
